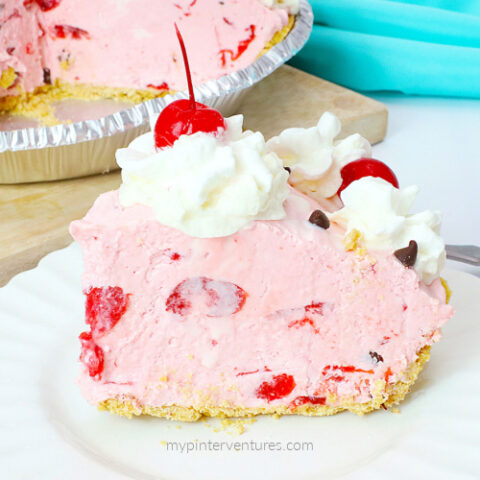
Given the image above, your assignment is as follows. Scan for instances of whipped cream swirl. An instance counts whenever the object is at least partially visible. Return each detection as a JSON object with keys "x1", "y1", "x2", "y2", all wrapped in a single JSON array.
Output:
[
  {"x1": 116, "y1": 115, "x2": 289, "y2": 238},
  {"x1": 329, "y1": 177, "x2": 446, "y2": 284},
  {"x1": 266, "y1": 112, "x2": 372, "y2": 200}
]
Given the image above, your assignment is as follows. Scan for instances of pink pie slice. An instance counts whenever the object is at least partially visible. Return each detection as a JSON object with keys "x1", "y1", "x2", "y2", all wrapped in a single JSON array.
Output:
[{"x1": 70, "y1": 187, "x2": 453, "y2": 420}]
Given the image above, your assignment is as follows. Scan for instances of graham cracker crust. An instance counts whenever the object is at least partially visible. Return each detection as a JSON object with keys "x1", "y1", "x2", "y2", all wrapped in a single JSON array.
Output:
[
  {"x1": 0, "y1": 16, "x2": 295, "y2": 126},
  {"x1": 98, "y1": 345, "x2": 431, "y2": 422}
]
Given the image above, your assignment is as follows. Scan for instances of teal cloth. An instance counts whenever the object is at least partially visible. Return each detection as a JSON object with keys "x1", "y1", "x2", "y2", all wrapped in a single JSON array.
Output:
[{"x1": 290, "y1": 0, "x2": 480, "y2": 97}]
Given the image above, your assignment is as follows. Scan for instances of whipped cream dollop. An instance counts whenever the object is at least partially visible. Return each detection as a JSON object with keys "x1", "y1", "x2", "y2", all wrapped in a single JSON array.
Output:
[
  {"x1": 266, "y1": 112, "x2": 372, "y2": 200},
  {"x1": 328, "y1": 177, "x2": 446, "y2": 284},
  {"x1": 261, "y1": 0, "x2": 300, "y2": 14},
  {"x1": 116, "y1": 115, "x2": 289, "y2": 238}
]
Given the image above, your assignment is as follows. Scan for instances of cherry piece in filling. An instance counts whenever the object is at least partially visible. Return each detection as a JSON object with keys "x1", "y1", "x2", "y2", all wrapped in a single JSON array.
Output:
[
  {"x1": 166, "y1": 276, "x2": 247, "y2": 317},
  {"x1": 290, "y1": 395, "x2": 326, "y2": 408},
  {"x1": 154, "y1": 24, "x2": 225, "y2": 149},
  {"x1": 33, "y1": 0, "x2": 62, "y2": 11},
  {"x1": 337, "y1": 158, "x2": 399, "y2": 197},
  {"x1": 51, "y1": 24, "x2": 90, "y2": 40},
  {"x1": 322, "y1": 365, "x2": 374, "y2": 376},
  {"x1": 256, "y1": 374, "x2": 296, "y2": 401},
  {"x1": 147, "y1": 82, "x2": 169, "y2": 91},
  {"x1": 85, "y1": 286, "x2": 129, "y2": 336},
  {"x1": 219, "y1": 24, "x2": 256, "y2": 66},
  {"x1": 79, "y1": 332, "x2": 104, "y2": 379}
]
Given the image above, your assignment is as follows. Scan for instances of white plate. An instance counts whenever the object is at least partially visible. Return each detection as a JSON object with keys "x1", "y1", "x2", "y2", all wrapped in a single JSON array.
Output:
[{"x1": 1, "y1": 243, "x2": 479, "y2": 480}]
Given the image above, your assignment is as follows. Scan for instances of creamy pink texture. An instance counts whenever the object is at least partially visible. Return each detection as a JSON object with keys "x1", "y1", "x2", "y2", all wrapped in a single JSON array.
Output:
[
  {"x1": 0, "y1": 0, "x2": 289, "y2": 95},
  {"x1": 0, "y1": 2, "x2": 45, "y2": 95},
  {"x1": 70, "y1": 190, "x2": 453, "y2": 409}
]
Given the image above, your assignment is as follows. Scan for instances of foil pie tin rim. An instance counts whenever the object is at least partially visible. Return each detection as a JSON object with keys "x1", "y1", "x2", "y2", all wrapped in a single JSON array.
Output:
[{"x1": 0, "y1": 0, "x2": 313, "y2": 154}]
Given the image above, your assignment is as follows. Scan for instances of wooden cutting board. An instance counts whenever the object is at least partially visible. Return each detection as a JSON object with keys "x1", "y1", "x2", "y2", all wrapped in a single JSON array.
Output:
[{"x1": 0, "y1": 66, "x2": 388, "y2": 286}]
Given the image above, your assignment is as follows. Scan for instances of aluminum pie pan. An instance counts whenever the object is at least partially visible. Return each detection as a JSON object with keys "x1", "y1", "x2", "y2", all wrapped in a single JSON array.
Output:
[{"x1": 0, "y1": 0, "x2": 312, "y2": 184}]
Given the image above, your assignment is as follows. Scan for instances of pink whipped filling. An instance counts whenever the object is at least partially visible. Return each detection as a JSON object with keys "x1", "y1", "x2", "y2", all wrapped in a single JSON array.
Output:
[
  {"x1": 0, "y1": 2, "x2": 45, "y2": 95},
  {"x1": 0, "y1": 0, "x2": 289, "y2": 95},
  {"x1": 70, "y1": 190, "x2": 453, "y2": 409}
]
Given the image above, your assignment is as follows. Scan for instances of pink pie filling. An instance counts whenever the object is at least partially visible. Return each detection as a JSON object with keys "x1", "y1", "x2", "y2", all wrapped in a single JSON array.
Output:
[
  {"x1": 0, "y1": 0, "x2": 289, "y2": 96},
  {"x1": 70, "y1": 190, "x2": 453, "y2": 409}
]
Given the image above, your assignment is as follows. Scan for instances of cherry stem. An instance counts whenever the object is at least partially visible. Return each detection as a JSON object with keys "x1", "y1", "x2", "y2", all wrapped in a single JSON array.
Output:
[{"x1": 175, "y1": 23, "x2": 196, "y2": 111}]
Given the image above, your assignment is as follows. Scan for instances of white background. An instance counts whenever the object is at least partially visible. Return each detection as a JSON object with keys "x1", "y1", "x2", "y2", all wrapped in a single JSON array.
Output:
[{"x1": 370, "y1": 93, "x2": 480, "y2": 279}]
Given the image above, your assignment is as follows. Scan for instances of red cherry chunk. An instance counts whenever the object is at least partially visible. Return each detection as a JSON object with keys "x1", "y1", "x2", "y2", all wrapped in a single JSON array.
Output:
[
  {"x1": 154, "y1": 99, "x2": 226, "y2": 149},
  {"x1": 304, "y1": 301, "x2": 324, "y2": 315},
  {"x1": 51, "y1": 24, "x2": 90, "y2": 40},
  {"x1": 169, "y1": 251, "x2": 181, "y2": 261},
  {"x1": 288, "y1": 317, "x2": 318, "y2": 333},
  {"x1": 219, "y1": 24, "x2": 256, "y2": 67},
  {"x1": 147, "y1": 82, "x2": 169, "y2": 91},
  {"x1": 290, "y1": 395, "x2": 326, "y2": 408},
  {"x1": 79, "y1": 332, "x2": 104, "y2": 379},
  {"x1": 287, "y1": 301, "x2": 325, "y2": 334},
  {"x1": 166, "y1": 276, "x2": 247, "y2": 317},
  {"x1": 338, "y1": 158, "x2": 399, "y2": 197},
  {"x1": 322, "y1": 365, "x2": 374, "y2": 376},
  {"x1": 33, "y1": 0, "x2": 61, "y2": 11},
  {"x1": 256, "y1": 374, "x2": 296, "y2": 401},
  {"x1": 85, "y1": 286, "x2": 129, "y2": 336}
]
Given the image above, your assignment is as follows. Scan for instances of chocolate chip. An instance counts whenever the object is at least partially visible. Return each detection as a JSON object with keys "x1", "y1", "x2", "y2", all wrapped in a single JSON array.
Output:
[
  {"x1": 284, "y1": 166, "x2": 291, "y2": 174},
  {"x1": 369, "y1": 351, "x2": 384, "y2": 363},
  {"x1": 308, "y1": 210, "x2": 330, "y2": 229},
  {"x1": 394, "y1": 240, "x2": 418, "y2": 268},
  {"x1": 43, "y1": 67, "x2": 51, "y2": 85}
]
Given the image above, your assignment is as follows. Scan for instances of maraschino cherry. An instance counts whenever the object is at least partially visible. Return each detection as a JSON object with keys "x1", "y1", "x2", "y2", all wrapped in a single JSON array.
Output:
[
  {"x1": 154, "y1": 24, "x2": 226, "y2": 149},
  {"x1": 337, "y1": 158, "x2": 399, "y2": 197}
]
